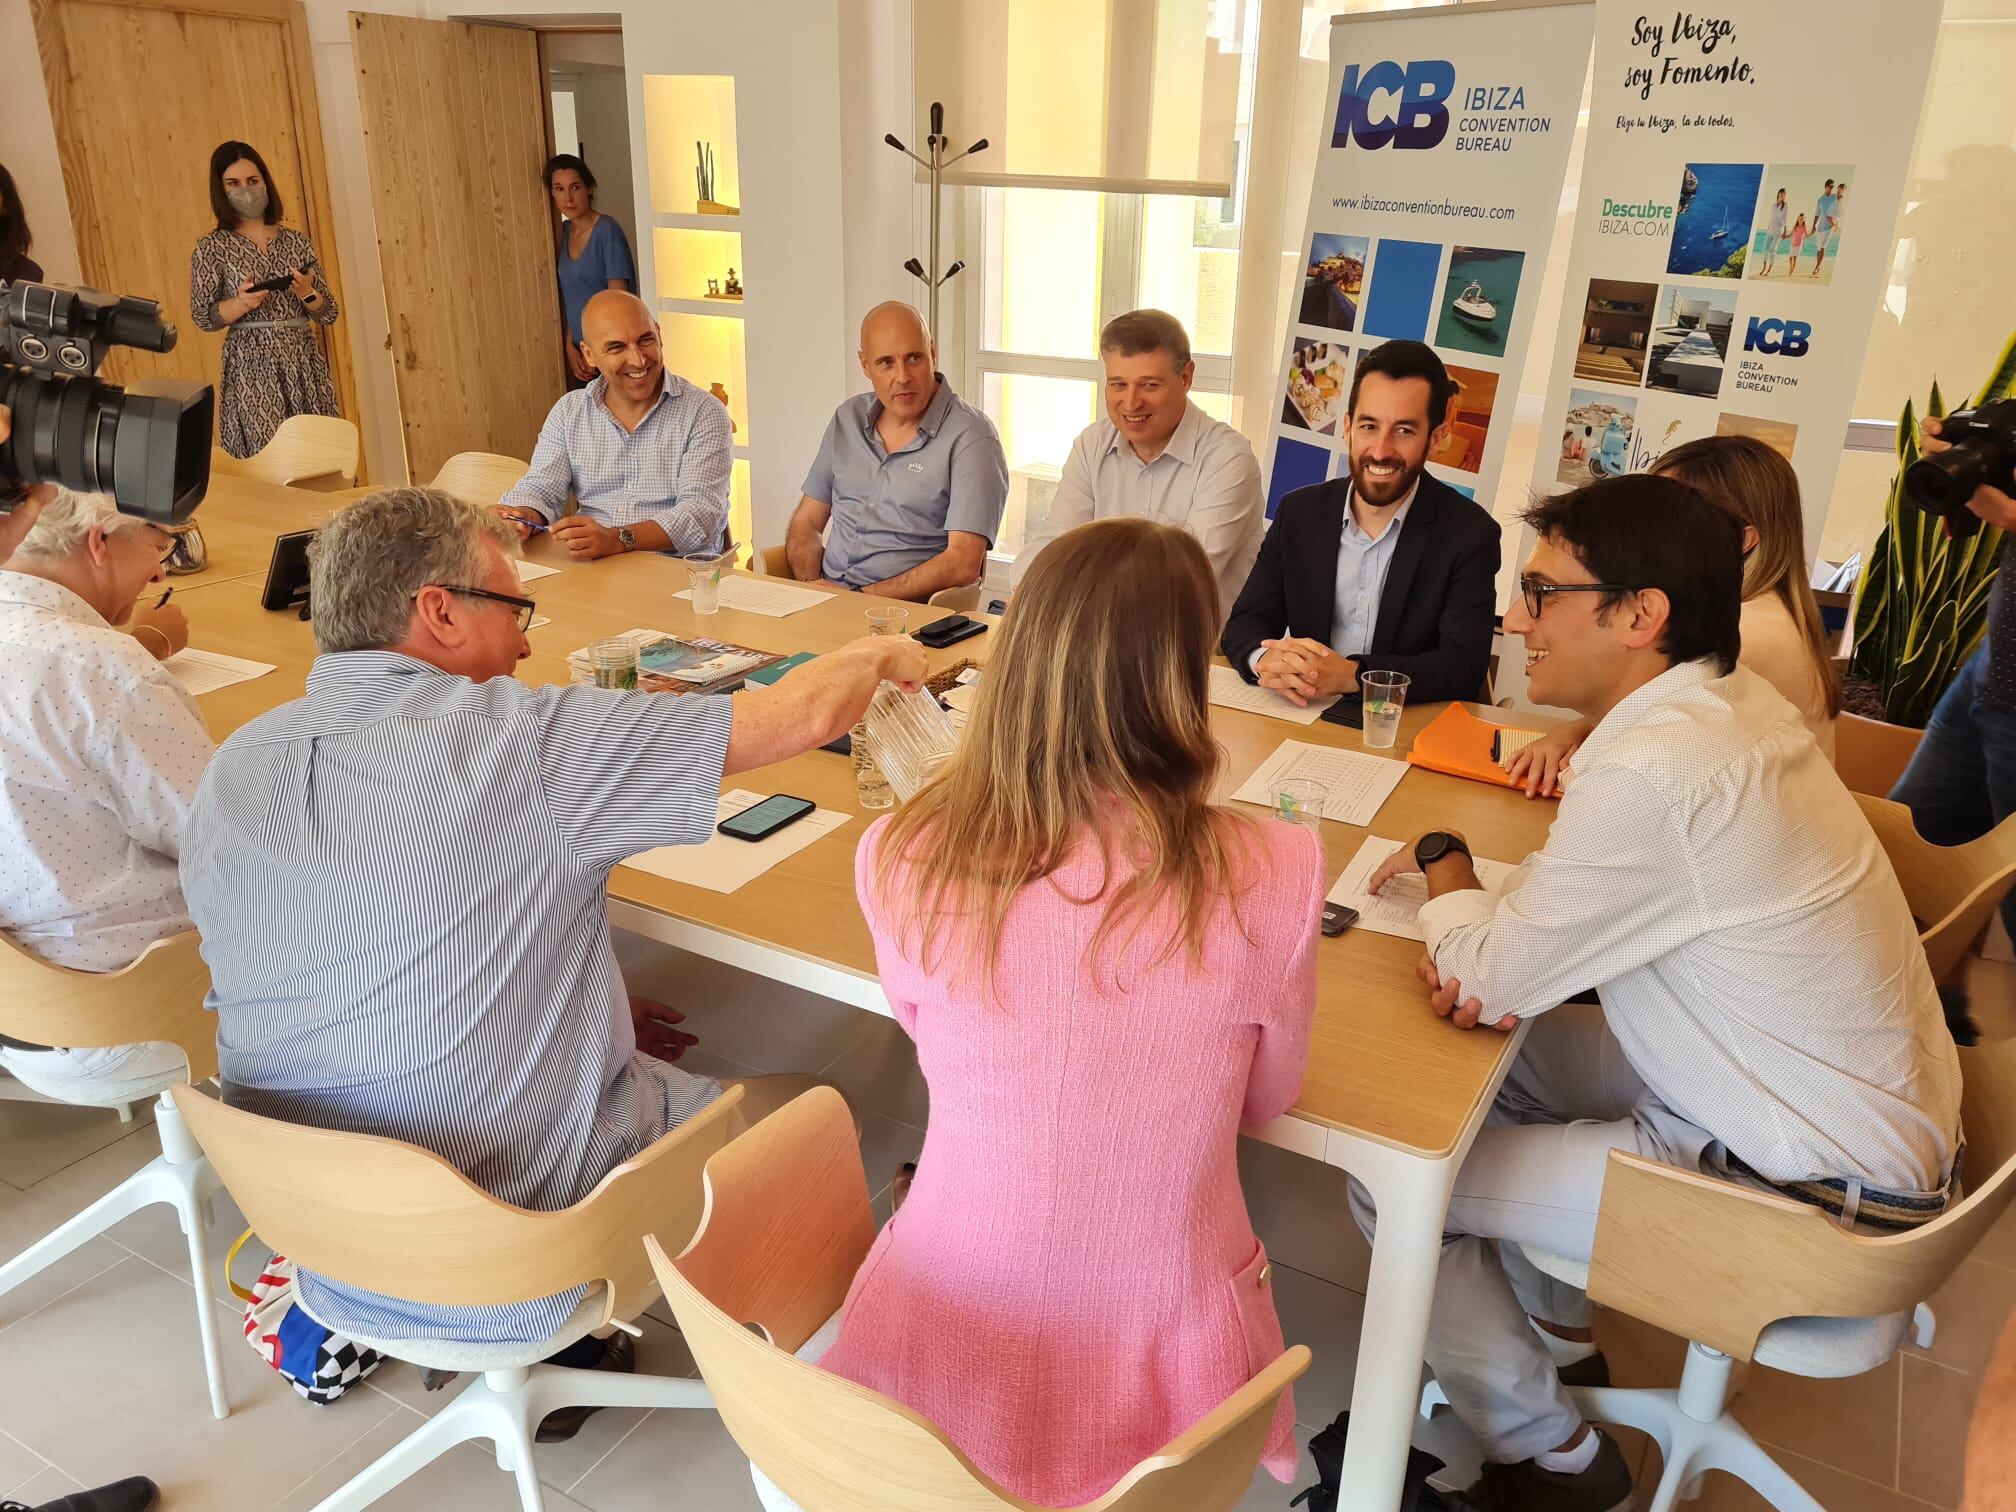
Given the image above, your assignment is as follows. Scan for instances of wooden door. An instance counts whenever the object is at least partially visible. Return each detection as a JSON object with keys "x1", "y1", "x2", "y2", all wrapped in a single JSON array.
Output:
[
  {"x1": 351, "y1": 14, "x2": 564, "y2": 482},
  {"x1": 31, "y1": 0, "x2": 356, "y2": 423}
]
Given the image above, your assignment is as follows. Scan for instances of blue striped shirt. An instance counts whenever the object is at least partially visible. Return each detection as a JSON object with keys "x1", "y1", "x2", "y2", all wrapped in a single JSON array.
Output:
[
  {"x1": 502, "y1": 371, "x2": 732, "y2": 553},
  {"x1": 182, "y1": 652, "x2": 733, "y2": 1342}
]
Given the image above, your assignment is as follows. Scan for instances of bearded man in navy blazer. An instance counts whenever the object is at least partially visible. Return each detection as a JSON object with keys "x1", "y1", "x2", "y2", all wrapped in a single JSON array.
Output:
[{"x1": 1223, "y1": 340, "x2": 1500, "y2": 707}]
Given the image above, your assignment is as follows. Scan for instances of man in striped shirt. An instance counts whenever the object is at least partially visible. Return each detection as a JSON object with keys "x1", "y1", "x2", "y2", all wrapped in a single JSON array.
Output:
[
  {"x1": 182, "y1": 489, "x2": 922, "y2": 1429},
  {"x1": 496, "y1": 290, "x2": 732, "y2": 560}
]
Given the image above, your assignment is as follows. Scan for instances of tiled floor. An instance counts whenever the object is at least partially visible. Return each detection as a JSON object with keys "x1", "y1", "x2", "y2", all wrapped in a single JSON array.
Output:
[{"x1": 0, "y1": 940, "x2": 2007, "y2": 1510}]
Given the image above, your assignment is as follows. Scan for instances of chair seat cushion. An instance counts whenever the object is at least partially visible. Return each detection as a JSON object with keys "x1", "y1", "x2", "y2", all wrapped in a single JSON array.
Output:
[
  {"x1": 1520, "y1": 1246, "x2": 1909, "y2": 1378},
  {"x1": 315, "y1": 1283, "x2": 610, "y2": 1372}
]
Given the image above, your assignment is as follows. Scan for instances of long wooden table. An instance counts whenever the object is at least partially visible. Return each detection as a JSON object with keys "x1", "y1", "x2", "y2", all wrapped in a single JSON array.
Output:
[{"x1": 167, "y1": 483, "x2": 1562, "y2": 1511}]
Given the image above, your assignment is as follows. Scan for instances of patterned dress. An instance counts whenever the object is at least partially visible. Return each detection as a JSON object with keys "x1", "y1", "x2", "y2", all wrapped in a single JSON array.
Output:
[{"x1": 189, "y1": 226, "x2": 340, "y2": 458}]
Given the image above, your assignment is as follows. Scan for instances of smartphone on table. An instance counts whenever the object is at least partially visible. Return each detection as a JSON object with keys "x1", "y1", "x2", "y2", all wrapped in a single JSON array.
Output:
[
  {"x1": 717, "y1": 793, "x2": 816, "y2": 842},
  {"x1": 1320, "y1": 903, "x2": 1360, "y2": 937}
]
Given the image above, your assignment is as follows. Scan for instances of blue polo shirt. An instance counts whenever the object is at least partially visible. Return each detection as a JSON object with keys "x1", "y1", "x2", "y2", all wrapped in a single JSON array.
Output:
[{"x1": 801, "y1": 377, "x2": 1009, "y2": 589}]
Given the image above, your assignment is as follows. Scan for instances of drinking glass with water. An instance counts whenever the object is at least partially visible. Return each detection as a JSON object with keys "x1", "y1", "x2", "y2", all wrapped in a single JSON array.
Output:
[
  {"x1": 853, "y1": 606, "x2": 910, "y2": 810},
  {"x1": 681, "y1": 547, "x2": 736, "y2": 615},
  {"x1": 1360, "y1": 670, "x2": 1410, "y2": 750}
]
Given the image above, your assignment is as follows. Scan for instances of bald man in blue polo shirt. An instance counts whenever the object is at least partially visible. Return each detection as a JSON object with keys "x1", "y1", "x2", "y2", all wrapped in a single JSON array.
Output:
[{"x1": 786, "y1": 302, "x2": 1008, "y2": 602}]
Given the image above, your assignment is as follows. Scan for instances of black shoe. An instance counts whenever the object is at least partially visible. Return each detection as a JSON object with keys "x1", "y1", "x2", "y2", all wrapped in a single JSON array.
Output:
[
  {"x1": 5, "y1": 1478, "x2": 159, "y2": 1512},
  {"x1": 1456, "y1": 1430, "x2": 1633, "y2": 1512},
  {"x1": 1557, "y1": 1349, "x2": 1612, "y2": 1389},
  {"x1": 535, "y1": 1330, "x2": 637, "y2": 1443}
]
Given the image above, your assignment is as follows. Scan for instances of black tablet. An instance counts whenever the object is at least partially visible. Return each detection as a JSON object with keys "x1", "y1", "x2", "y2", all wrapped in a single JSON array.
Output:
[{"x1": 261, "y1": 529, "x2": 316, "y2": 613}]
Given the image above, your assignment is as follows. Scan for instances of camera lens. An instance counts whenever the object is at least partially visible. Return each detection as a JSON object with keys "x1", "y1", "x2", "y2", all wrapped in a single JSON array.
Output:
[{"x1": 1905, "y1": 444, "x2": 1991, "y2": 518}]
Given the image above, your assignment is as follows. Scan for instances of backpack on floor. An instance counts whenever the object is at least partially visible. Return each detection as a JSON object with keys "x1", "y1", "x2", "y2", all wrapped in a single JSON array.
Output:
[{"x1": 226, "y1": 1228, "x2": 387, "y2": 1404}]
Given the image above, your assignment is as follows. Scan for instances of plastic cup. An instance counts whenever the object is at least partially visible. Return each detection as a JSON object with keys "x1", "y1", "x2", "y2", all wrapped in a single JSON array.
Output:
[
  {"x1": 1268, "y1": 776, "x2": 1329, "y2": 832},
  {"x1": 864, "y1": 605, "x2": 910, "y2": 637},
  {"x1": 683, "y1": 554, "x2": 727, "y2": 614},
  {"x1": 591, "y1": 638, "x2": 639, "y2": 690},
  {"x1": 1360, "y1": 670, "x2": 1410, "y2": 750}
]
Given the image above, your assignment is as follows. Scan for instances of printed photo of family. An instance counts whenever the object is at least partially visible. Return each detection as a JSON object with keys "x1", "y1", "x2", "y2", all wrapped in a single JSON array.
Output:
[{"x1": 1747, "y1": 165, "x2": 1853, "y2": 285}]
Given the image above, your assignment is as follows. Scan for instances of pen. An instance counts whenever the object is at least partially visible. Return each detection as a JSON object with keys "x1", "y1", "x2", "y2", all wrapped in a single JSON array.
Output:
[{"x1": 156, "y1": 588, "x2": 173, "y2": 609}]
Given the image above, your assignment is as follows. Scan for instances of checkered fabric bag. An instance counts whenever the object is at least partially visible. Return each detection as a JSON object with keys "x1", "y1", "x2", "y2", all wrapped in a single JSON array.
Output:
[{"x1": 226, "y1": 1228, "x2": 387, "y2": 1405}]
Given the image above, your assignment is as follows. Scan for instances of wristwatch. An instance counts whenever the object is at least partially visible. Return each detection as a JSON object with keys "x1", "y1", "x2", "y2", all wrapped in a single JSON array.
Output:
[
  {"x1": 1414, "y1": 831, "x2": 1472, "y2": 872},
  {"x1": 616, "y1": 526, "x2": 637, "y2": 553}
]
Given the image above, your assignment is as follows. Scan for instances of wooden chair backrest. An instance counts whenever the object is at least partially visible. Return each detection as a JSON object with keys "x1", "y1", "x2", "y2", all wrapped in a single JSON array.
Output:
[
  {"x1": 760, "y1": 544, "x2": 791, "y2": 579},
  {"x1": 169, "y1": 1079, "x2": 744, "y2": 1328},
  {"x1": 928, "y1": 585, "x2": 981, "y2": 612},
  {"x1": 1856, "y1": 794, "x2": 2016, "y2": 981},
  {"x1": 213, "y1": 415, "x2": 360, "y2": 488},
  {"x1": 0, "y1": 931, "x2": 215, "y2": 1084},
  {"x1": 1836, "y1": 712, "x2": 1922, "y2": 798},
  {"x1": 1589, "y1": 1039, "x2": 2016, "y2": 1363},
  {"x1": 428, "y1": 451, "x2": 531, "y2": 507},
  {"x1": 649, "y1": 1088, "x2": 1309, "y2": 1512}
]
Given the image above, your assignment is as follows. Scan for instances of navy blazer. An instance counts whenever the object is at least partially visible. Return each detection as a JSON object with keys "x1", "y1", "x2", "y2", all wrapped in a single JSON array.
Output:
[{"x1": 1221, "y1": 472, "x2": 1501, "y2": 705}]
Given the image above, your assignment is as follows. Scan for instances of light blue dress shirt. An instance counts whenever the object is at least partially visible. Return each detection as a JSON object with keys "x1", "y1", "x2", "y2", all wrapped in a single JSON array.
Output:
[{"x1": 1246, "y1": 483, "x2": 1417, "y2": 675}]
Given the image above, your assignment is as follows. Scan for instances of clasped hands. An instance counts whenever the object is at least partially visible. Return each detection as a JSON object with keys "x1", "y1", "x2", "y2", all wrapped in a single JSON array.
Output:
[
  {"x1": 1254, "y1": 637, "x2": 1357, "y2": 707},
  {"x1": 495, "y1": 506, "x2": 624, "y2": 560},
  {"x1": 1366, "y1": 829, "x2": 1513, "y2": 1036}
]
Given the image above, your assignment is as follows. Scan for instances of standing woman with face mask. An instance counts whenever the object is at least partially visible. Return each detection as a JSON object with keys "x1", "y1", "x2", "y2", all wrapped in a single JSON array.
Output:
[{"x1": 189, "y1": 140, "x2": 341, "y2": 458}]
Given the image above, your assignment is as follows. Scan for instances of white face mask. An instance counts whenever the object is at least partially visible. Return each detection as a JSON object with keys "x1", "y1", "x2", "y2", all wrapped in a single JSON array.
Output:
[{"x1": 225, "y1": 184, "x2": 269, "y2": 220}]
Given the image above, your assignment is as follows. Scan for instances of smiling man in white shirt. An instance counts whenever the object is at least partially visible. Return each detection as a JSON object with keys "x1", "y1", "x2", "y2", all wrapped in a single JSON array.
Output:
[
  {"x1": 1361, "y1": 473, "x2": 1962, "y2": 1512},
  {"x1": 1010, "y1": 309, "x2": 1262, "y2": 623},
  {"x1": 0, "y1": 484, "x2": 209, "y2": 1096}
]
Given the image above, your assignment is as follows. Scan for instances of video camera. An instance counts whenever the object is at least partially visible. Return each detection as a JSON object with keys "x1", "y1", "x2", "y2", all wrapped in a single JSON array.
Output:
[
  {"x1": 1904, "y1": 398, "x2": 2016, "y2": 541},
  {"x1": 0, "y1": 280, "x2": 214, "y2": 525}
]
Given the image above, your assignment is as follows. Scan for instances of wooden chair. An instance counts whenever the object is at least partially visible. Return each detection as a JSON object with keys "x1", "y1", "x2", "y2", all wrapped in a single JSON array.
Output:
[
  {"x1": 1835, "y1": 711, "x2": 1923, "y2": 797},
  {"x1": 169, "y1": 1080, "x2": 743, "y2": 1512},
  {"x1": 646, "y1": 1087, "x2": 1310, "y2": 1512},
  {"x1": 428, "y1": 451, "x2": 531, "y2": 507},
  {"x1": 760, "y1": 544, "x2": 792, "y2": 578},
  {"x1": 0, "y1": 931, "x2": 231, "y2": 1420},
  {"x1": 210, "y1": 415, "x2": 360, "y2": 490},
  {"x1": 1464, "y1": 1041, "x2": 2016, "y2": 1512},
  {"x1": 1854, "y1": 793, "x2": 2016, "y2": 982}
]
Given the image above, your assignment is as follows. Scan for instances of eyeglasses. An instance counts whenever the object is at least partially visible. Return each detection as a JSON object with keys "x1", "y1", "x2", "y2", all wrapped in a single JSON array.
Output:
[
  {"x1": 1518, "y1": 574, "x2": 1636, "y2": 620},
  {"x1": 418, "y1": 583, "x2": 537, "y2": 632}
]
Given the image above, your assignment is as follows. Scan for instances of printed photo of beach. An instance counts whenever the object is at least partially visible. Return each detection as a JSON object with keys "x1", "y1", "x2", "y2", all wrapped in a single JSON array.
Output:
[
  {"x1": 1645, "y1": 285, "x2": 1739, "y2": 398},
  {"x1": 1298, "y1": 233, "x2": 1369, "y2": 334},
  {"x1": 1558, "y1": 388, "x2": 1639, "y2": 486},
  {"x1": 1666, "y1": 163, "x2": 1763, "y2": 281},
  {"x1": 1434, "y1": 246, "x2": 1524, "y2": 360},
  {"x1": 1746, "y1": 165, "x2": 1854, "y2": 285}
]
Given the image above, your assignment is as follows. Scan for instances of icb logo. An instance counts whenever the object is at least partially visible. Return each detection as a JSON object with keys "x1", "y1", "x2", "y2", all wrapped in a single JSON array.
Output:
[
  {"x1": 1332, "y1": 60, "x2": 1456, "y2": 150},
  {"x1": 1744, "y1": 317, "x2": 1812, "y2": 357}
]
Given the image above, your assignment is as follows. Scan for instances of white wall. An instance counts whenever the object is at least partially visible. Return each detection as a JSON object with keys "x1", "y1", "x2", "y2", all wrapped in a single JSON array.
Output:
[{"x1": 0, "y1": 0, "x2": 82, "y2": 287}]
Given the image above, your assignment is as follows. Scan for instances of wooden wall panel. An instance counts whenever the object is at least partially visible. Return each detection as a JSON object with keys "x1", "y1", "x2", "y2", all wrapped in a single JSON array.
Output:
[
  {"x1": 31, "y1": 0, "x2": 357, "y2": 431},
  {"x1": 351, "y1": 13, "x2": 564, "y2": 482}
]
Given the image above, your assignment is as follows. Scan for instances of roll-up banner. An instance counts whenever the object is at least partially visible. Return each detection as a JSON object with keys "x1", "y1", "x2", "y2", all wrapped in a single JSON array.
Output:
[
  {"x1": 1265, "y1": 0, "x2": 1595, "y2": 527},
  {"x1": 1529, "y1": 0, "x2": 1941, "y2": 564}
]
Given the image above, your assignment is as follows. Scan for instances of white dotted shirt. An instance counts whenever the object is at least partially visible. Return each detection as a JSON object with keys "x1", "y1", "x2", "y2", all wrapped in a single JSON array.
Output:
[
  {"x1": 1420, "y1": 659, "x2": 1962, "y2": 1193},
  {"x1": 0, "y1": 570, "x2": 212, "y2": 970}
]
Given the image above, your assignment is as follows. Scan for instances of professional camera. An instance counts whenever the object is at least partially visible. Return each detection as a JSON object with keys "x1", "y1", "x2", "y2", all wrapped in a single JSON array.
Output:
[
  {"x1": 0, "y1": 280, "x2": 214, "y2": 525},
  {"x1": 1903, "y1": 398, "x2": 2016, "y2": 540}
]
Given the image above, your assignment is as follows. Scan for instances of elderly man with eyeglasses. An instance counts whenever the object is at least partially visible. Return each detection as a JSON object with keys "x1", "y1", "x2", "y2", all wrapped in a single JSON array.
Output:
[{"x1": 182, "y1": 487, "x2": 925, "y2": 1438}]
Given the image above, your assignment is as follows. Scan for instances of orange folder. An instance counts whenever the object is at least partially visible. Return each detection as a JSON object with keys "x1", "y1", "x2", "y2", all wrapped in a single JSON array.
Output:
[{"x1": 1405, "y1": 704, "x2": 1555, "y2": 796}]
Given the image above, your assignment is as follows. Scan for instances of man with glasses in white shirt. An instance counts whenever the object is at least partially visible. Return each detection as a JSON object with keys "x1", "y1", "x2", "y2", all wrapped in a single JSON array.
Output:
[{"x1": 1361, "y1": 473, "x2": 1962, "y2": 1512}]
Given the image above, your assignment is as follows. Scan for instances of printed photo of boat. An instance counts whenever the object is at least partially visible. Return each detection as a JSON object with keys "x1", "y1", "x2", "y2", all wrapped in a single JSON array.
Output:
[
  {"x1": 1645, "y1": 285, "x2": 1738, "y2": 397},
  {"x1": 1666, "y1": 162, "x2": 1763, "y2": 280},
  {"x1": 1434, "y1": 246, "x2": 1524, "y2": 359},
  {"x1": 1299, "y1": 232, "x2": 1369, "y2": 334}
]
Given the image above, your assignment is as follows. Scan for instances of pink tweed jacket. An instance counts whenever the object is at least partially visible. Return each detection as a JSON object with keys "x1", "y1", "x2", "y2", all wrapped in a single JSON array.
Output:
[{"x1": 817, "y1": 813, "x2": 1325, "y2": 1504}]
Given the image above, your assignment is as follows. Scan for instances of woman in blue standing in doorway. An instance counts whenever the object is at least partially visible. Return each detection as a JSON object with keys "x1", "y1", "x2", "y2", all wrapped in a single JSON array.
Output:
[{"x1": 546, "y1": 153, "x2": 634, "y2": 387}]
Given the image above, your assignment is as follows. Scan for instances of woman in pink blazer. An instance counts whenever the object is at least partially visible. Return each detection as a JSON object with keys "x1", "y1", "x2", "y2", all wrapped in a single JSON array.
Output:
[{"x1": 793, "y1": 517, "x2": 1324, "y2": 1505}]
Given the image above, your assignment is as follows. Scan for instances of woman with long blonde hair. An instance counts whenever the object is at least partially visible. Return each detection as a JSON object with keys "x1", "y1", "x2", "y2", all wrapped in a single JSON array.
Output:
[
  {"x1": 1507, "y1": 435, "x2": 1841, "y2": 796},
  {"x1": 767, "y1": 517, "x2": 1324, "y2": 1509}
]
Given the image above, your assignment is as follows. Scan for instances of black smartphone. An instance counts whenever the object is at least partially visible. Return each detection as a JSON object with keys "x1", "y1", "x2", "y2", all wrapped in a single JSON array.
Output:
[
  {"x1": 248, "y1": 257, "x2": 316, "y2": 295},
  {"x1": 717, "y1": 793, "x2": 816, "y2": 843},
  {"x1": 1320, "y1": 903, "x2": 1360, "y2": 938},
  {"x1": 917, "y1": 614, "x2": 986, "y2": 649},
  {"x1": 261, "y1": 529, "x2": 316, "y2": 612}
]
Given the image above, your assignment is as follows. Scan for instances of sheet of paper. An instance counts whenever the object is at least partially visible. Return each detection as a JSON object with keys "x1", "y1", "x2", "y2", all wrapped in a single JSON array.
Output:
[
  {"x1": 162, "y1": 648, "x2": 277, "y2": 696},
  {"x1": 516, "y1": 560, "x2": 561, "y2": 584},
  {"x1": 1326, "y1": 834, "x2": 1520, "y2": 942},
  {"x1": 1207, "y1": 664, "x2": 1337, "y2": 724},
  {"x1": 671, "y1": 577, "x2": 831, "y2": 617},
  {"x1": 1229, "y1": 739, "x2": 1407, "y2": 828},
  {"x1": 625, "y1": 789, "x2": 852, "y2": 894}
]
